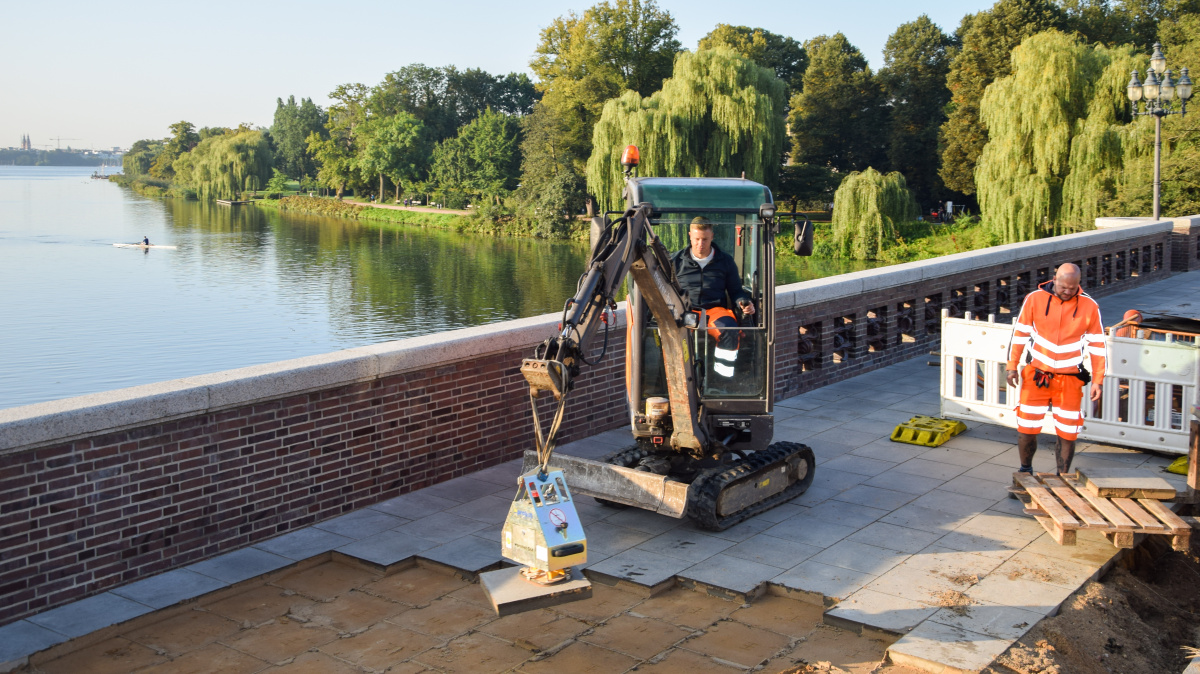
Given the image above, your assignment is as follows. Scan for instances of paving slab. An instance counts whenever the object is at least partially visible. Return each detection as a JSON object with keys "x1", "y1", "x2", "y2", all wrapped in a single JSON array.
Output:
[
  {"x1": 723, "y1": 533, "x2": 821, "y2": 569},
  {"x1": 824, "y1": 588, "x2": 938, "y2": 636},
  {"x1": 445, "y1": 494, "x2": 515, "y2": 525},
  {"x1": 335, "y1": 530, "x2": 439, "y2": 567},
  {"x1": 368, "y1": 490, "x2": 461, "y2": 520},
  {"x1": 908, "y1": 489, "x2": 1000, "y2": 516},
  {"x1": 582, "y1": 520, "x2": 657, "y2": 557},
  {"x1": 602, "y1": 505, "x2": 685, "y2": 535},
  {"x1": 821, "y1": 454, "x2": 899, "y2": 477},
  {"x1": 850, "y1": 440, "x2": 929, "y2": 463},
  {"x1": 926, "y1": 601, "x2": 1045, "y2": 640},
  {"x1": 863, "y1": 471, "x2": 947, "y2": 495},
  {"x1": 846, "y1": 522, "x2": 944, "y2": 554},
  {"x1": 0, "y1": 620, "x2": 68, "y2": 666},
  {"x1": 587, "y1": 547, "x2": 694, "y2": 587},
  {"x1": 880, "y1": 503, "x2": 975, "y2": 534},
  {"x1": 187, "y1": 547, "x2": 294, "y2": 584},
  {"x1": 109, "y1": 568, "x2": 228, "y2": 609},
  {"x1": 421, "y1": 534, "x2": 505, "y2": 573},
  {"x1": 26, "y1": 592, "x2": 154, "y2": 639},
  {"x1": 888, "y1": 619, "x2": 1015, "y2": 673},
  {"x1": 253, "y1": 526, "x2": 355, "y2": 561},
  {"x1": 419, "y1": 475, "x2": 507, "y2": 502},
  {"x1": 312, "y1": 508, "x2": 409, "y2": 539},
  {"x1": 678, "y1": 553, "x2": 785, "y2": 597},
  {"x1": 763, "y1": 516, "x2": 857, "y2": 548},
  {"x1": 810, "y1": 540, "x2": 912, "y2": 576},
  {"x1": 392, "y1": 511, "x2": 489, "y2": 543},
  {"x1": 772, "y1": 560, "x2": 876, "y2": 605},
  {"x1": 635, "y1": 528, "x2": 736, "y2": 563},
  {"x1": 479, "y1": 566, "x2": 591, "y2": 616}
]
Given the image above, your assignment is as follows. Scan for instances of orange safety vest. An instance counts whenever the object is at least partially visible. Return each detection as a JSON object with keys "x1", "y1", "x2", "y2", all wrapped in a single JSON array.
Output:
[{"x1": 1007, "y1": 281, "x2": 1107, "y2": 388}]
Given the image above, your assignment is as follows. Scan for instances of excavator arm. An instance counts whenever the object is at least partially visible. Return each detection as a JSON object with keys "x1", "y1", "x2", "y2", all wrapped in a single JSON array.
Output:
[{"x1": 521, "y1": 203, "x2": 709, "y2": 463}]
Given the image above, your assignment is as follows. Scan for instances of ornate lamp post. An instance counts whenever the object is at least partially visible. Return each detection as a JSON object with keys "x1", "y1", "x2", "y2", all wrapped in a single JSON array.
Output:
[{"x1": 1127, "y1": 42, "x2": 1194, "y2": 220}]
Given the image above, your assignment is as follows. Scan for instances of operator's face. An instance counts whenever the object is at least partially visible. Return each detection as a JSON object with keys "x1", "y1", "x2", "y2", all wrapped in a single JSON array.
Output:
[
  {"x1": 689, "y1": 227, "x2": 713, "y2": 259},
  {"x1": 1054, "y1": 266, "x2": 1081, "y2": 301}
]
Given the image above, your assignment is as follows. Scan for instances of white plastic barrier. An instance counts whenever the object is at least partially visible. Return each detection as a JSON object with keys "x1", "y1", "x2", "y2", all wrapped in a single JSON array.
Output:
[{"x1": 939, "y1": 312, "x2": 1196, "y2": 455}]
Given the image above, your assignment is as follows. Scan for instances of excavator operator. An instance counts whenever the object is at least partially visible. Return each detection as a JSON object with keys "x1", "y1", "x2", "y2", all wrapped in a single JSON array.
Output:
[{"x1": 671, "y1": 217, "x2": 754, "y2": 378}]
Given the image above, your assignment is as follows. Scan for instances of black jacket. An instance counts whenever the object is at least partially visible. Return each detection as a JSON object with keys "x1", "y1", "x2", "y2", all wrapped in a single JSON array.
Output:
[{"x1": 671, "y1": 244, "x2": 749, "y2": 310}]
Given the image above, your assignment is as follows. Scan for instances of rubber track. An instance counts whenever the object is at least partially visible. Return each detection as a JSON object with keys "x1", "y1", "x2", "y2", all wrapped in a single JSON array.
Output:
[{"x1": 686, "y1": 441, "x2": 815, "y2": 531}]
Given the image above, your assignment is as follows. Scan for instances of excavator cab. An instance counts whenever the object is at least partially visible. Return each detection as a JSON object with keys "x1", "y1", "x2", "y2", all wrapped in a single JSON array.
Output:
[{"x1": 522, "y1": 152, "x2": 815, "y2": 532}]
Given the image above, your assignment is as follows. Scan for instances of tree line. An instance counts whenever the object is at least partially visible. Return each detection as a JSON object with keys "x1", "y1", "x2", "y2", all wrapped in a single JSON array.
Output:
[{"x1": 121, "y1": 0, "x2": 1200, "y2": 246}]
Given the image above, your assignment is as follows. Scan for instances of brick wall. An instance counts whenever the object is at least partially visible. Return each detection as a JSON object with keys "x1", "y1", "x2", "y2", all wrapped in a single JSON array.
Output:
[{"x1": 0, "y1": 220, "x2": 1176, "y2": 626}]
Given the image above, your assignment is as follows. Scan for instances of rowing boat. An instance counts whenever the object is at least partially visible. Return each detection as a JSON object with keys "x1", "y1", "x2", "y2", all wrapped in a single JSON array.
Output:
[{"x1": 113, "y1": 243, "x2": 178, "y2": 250}]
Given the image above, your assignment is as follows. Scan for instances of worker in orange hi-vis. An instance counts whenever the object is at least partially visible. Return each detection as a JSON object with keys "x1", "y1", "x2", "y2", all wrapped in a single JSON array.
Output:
[{"x1": 1005, "y1": 263, "x2": 1107, "y2": 496}]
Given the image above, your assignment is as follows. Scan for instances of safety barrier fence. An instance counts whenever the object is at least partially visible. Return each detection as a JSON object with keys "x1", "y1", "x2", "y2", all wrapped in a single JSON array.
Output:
[
  {"x1": 0, "y1": 217, "x2": 1182, "y2": 625},
  {"x1": 940, "y1": 313, "x2": 1196, "y2": 455}
]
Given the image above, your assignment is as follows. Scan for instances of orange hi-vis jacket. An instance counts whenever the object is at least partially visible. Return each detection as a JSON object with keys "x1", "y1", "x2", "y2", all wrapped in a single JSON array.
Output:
[{"x1": 1007, "y1": 281, "x2": 1107, "y2": 388}]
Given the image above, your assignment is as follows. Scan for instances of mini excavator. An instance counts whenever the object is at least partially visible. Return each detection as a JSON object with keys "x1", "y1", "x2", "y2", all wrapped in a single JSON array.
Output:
[{"x1": 492, "y1": 147, "x2": 816, "y2": 600}]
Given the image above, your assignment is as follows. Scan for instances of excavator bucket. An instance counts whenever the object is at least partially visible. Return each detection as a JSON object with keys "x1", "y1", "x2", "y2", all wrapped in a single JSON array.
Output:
[{"x1": 521, "y1": 450, "x2": 689, "y2": 518}]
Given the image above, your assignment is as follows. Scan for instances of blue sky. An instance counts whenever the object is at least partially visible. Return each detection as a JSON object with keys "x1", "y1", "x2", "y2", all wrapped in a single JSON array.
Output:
[{"x1": 3, "y1": 0, "x2": 993, "y2": 149}]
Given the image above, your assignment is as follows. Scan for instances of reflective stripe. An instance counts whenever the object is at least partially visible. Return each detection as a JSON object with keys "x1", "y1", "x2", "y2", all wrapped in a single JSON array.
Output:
[
  {"x1": 713, "y1": 362, "x2": 735, "y2": 377},
  {"x1": 1028, "y1": 349, "x2": 1084, "y2": 369},
  {"x1": 1013, "y1": 321, "x2": 1032, "y2": 332},
  {"x1": 713, "y1": 346, "x2": 738, "y2": 362},
  {"x1": 1017, "y1": 417, "x2": 1045, "y2": 428},
  {"x1": 1019, "y1": 404, "x2": 1049, "y2": 414},
  {"x1": 1087, "y1": 346, "x2": 1107, "y2": 356},
  {"x1": 1052, "y1": 409, "x2": 1081, "y2": 420},
  {"x1": 1032, "y1": 333, "x2": 1085, "y2": 354},
  {"x1": 1054, "y1": 420, "x2": 1081, "y2": 434},
  {"x1": 1084, "y1": 333, "x2": 1105, "y2": 343}
]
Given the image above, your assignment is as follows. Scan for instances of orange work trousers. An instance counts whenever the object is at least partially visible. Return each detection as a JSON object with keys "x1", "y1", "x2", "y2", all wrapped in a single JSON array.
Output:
[{"x1": 1016, "y1": 364, "x2": 1084, "y2": 441}]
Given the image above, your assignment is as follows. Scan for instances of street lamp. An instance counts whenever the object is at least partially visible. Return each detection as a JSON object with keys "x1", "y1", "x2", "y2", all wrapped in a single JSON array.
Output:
[{"x1": 1128, "y1": 42, "x2": 1194, "y2": 220}]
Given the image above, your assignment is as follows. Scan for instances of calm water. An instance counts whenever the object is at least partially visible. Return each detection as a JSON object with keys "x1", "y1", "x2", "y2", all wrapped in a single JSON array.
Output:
[{"x1": 0, "y1": 167, "x2": 881, "y2": 410}]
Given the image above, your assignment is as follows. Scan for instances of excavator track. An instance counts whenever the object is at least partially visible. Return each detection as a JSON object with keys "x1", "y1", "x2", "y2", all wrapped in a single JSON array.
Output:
[{"x1": 686, "y1": 441, "x2": 815, "y2": 531}]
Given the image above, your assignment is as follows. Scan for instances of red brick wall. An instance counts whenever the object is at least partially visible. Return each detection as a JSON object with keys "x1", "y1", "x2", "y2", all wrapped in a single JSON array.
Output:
[{"x1": 0, "y1": 226, "x2": 1174, "y2": 626}]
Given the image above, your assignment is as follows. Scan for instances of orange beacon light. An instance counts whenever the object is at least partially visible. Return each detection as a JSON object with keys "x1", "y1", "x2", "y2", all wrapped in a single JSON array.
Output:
[{"x1": 620, "y1": 145, "x2": 640, "y2": 170}]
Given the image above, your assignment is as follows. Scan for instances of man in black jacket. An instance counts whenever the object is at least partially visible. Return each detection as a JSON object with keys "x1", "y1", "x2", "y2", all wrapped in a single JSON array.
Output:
[{"x1": 671, "y1": 217, "x2": 754, "y2": 377}]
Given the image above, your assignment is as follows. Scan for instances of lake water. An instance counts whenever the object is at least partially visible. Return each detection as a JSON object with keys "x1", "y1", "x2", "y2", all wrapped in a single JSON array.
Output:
[{"x1": 0, "y1": 167, "x2": 882, "y2": 410}]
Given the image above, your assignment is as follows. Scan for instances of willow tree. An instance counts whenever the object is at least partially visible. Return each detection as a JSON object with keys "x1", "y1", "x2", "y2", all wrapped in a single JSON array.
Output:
[
  {"x1": 976, "y1": 30, "x2": 1106, "y2": 243},
  {"x1": 172, "y1": 129, "x2": 273, "y2": 201},
  {"x1": 830, "y1": 168, "x2": 918, "y2": 259},
  {"x1": 586, "y1": 47, "x2": 786, "y2": 212}
]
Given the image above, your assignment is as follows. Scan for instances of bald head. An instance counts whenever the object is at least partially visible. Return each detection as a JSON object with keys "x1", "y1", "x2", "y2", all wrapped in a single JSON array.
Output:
[{"x1": 1053, "y1": 263, "x2": 1081, "y2": 301}]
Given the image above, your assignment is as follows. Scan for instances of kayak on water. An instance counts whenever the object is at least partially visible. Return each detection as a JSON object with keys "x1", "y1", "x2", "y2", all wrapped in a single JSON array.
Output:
[{"x1": 113, "y1": 243, "x2": 178, "y2": 250}]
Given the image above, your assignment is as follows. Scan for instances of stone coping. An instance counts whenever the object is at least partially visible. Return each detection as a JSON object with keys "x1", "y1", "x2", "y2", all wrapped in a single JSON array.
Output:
[{"x1": 0, "y1": 219, "x2": 1174, "y2": 455}]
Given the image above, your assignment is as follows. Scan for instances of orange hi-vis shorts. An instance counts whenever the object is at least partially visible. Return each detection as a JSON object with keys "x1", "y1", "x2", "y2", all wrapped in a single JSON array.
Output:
[{"x1": 1016, "y1": 364, "x2": 1084, "y2": 441}]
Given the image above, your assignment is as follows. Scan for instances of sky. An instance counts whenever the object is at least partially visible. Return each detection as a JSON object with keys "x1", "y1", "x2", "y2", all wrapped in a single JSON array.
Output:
[{"x1": 3, "y1": 0, "x2": 995, "y2": 150}]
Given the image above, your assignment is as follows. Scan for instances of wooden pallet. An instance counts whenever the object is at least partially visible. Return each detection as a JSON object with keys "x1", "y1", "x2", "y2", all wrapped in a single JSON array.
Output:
[{"x1": 1014, "y1": 473, "x2": 1192, "y2": 551}]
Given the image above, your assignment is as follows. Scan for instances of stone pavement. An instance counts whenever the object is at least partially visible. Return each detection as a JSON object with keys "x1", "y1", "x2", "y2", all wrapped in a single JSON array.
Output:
[{"x1": 2, "y1": 271, "x2": 1197, "y2": 673}]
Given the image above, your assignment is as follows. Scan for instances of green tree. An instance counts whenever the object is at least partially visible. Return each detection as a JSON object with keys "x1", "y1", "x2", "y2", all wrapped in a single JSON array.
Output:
[
  {"x1": 271, "y1": 96, "x2": 327, "y2": 179},
  {"x1": 788, "y1": 33, "x2": 888, "y2": 173},
  {"x1": 587, "y1": 48, "x2": 786, "y2": 211},
  {"x1": 698, "y1": 24, "x2": 807, "y2": 96},
  {"x1": 515, "y1": 103, "x2": 587, "y2": 237},
  {"x1": 429, "y1": 108, "x2": 523, "y2": 204},
  {"x1": 976, "y1": 31, "x2": 1109, "y2": 242},
  {"x1": 831, "y1": 168, "x2": 919, "y2": 259},
  {"x1": 172, "y1": 129, "x2": 273, "y2": 201},
  {"x1": 939, "y1": 0, "x2": 1066, "y2": 196},
  {"x1": 775, "y1": 164, "x2": 843, "y2": 211},
  {"x1": 149, "y1": 121, "x2": 199, "y2": 180},
  {"x1": 531, "y1": 0, "x2": 681, "y2": 169},
  {"x1": 308, "y1": 83, "x2": 371, "y2": 197},
  {"x1": 355, "y1": 112, "x2": 426, "y2": 202},
  {"x1": 879, "y1": 16, "x2": 955, "y2": 207},
  {"x1": 122, "y1": 139, "x2": 163, "y2": 177}
]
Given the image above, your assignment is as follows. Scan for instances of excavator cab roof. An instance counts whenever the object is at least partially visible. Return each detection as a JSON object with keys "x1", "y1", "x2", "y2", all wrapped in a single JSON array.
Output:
[{"x1": 628, "y1": 177, "x2": 773, "y2": 212}]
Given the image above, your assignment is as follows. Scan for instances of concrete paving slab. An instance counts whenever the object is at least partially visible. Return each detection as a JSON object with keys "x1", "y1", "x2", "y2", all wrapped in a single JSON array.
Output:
[
  {"x1": 445, "y1": 494, "x2": 515, "y2": 525},
  {"x1": 724, "y1": 533, "x2": 821, "y2": 569},
  {"x1": 368, "y1": 491, "x2": 460, "y2": 520},
  {"x1": 26, "y1": 592, "x2": 155, "y2": 639},
  {"x1": 253, "y1": 526, "x2": 355, "y2": 561},
  {"x1": 788, "y1": 485, "x2": 843, "y2": 505},
  {"x1": 965, "y1": 573, "x2": 1074, "y2": 616},
  {"x1": 863, "y1": 471, "x2": 947, "y2": 495},
  {"x1": 961, "y1": 461, "x2": 1023, "y2": 484},
  {"x1": 831, "y1": 484, "x2": 917, "y2": 511},
  {"x1": 1021, "y1": 530, "x2": 1122, "y2": 566},
  {"x1": 917, "y1": 446, "x2": 993, "y2": 468},
  {"x1": 583, "y1": 521, "x2": 657, "y2": 557},
  {"x1": 989, "y1": 550, "x2": 1101, "y2": 590},
  {"x1": 479, "y1": 566, "x2": 591, "y2": 617},
  {"x1": 392, "y1": 511, "x2": 489, "y2": 543},
  {"x1": 803, "y1": 500, "x2": 890, "y2": 529},
  {"x1": 932, "y1": 530, "x2": 1027, "y2": 564},
  {"x1": 811, "y1": 540, "x2": 912, "y2": 576},
  {"x1": 418, "y1": 475, "x2": 501, "y2": 503},
  {"x1": 825, "y1": 588, "x2": 938, "y2": 636},
  {"x1": 811, "y1": 467, "x2": 870, "y2": 492},
  {"x1": 987, "y1": 446, "x2": 1058, "y2": 473},
  {"x1": 880, "y1": 503, "x2": 974, "y2": 534},
  {"x1": 927, "y1": 601, "x2": 1046, "y2": 640},
  {"x1": 940, "y1": 436, "x2": 1014, "y2": 457},
  {"x1": 635, "y1": 529, "x2": 736, "y2": 563},
  {"x1": 938, "y1": 475, "x2": 1012, "y2": 501},
  {"x1": 110, "y1": 568, "x2": 227, "y2": 609},
  {"x1": 187, "y1": 548, "x2": 294, "y2": 585},
  {"x1": 892, "y1": 457, "x2": 971, "y2": 481},
  {"x1": 422, "y1": 534, "x2": 505, "y2": 573},
  {"x1": 807, "y1": 427, "x2": 882, "y2": 448},
  {"x1": 850, "y1": 440, "x2": 929, "y2": 464},
  {"x1": 908, "y1": 489, "x2": 1000, "y2": 516},
  {"x1": 313, "y1": 509, "x2": 409, "y2": 539},
  {"x1": 775, "y1": 414, "x2": 843, "y2": 434},
  {"x1": 888, "y1": 619, "x2": 1014, "y2": 673},
  {"x1": 956, "y1": 511, "x2": 1047, "y2": 543},
  {"x1": 469, "y1": 459, "x2": 524, "y2": 487},
  {"x1": 847, "y1": 522, "x2": 944, "y2": 554},
  {"x1": 681, "y1": 514, "x2": 776, "y2": 542},
  {"x1": 678, "y1": 553, "x2": 785, "y2": 596},
  {"x1": 0, "y1": 620, "x2": 68, "y2": 666},
  {"x1": 763, "y1": 517, "x2": 857, "y2": 548},
  {"x1": 772, "y1": 560, "x2": 876, "y2": 605},
  {"x1": 335, "y1": 530, "x2": 439, "y2": 567},
  {"x1": 747, "y1": 502, "x2": 809, "y2": 523},
  {"x1": 821, "y1": 454, "x2": 899, "y2": 477},
  {"x1": 587, "y1": 547, "x2": 694, "y2": 587},
  {"x1": 601, "y1": 506, "x2": 685, "y2": 535}
]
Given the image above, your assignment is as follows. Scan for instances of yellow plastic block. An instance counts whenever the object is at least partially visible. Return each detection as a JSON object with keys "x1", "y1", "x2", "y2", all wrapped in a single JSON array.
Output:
[{"x1": 890, "y1": 415, "x2": 968, "y2": 448}]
